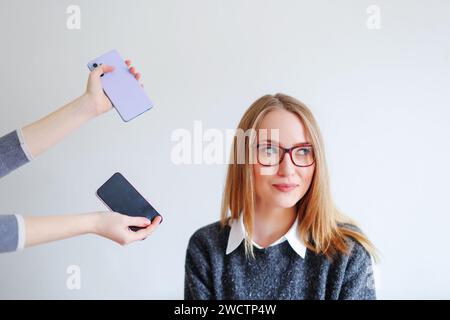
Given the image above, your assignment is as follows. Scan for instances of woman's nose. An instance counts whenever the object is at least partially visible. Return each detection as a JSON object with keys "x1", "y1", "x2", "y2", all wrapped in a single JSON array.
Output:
[{"x1": 277, "y1": 152, "x2": 296, "y2": 176}]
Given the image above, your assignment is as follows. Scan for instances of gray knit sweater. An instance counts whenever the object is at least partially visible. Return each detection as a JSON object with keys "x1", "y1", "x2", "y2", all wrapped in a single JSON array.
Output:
[{"x1": 184, "y1": 221, "x2": 376, "y2": 300}]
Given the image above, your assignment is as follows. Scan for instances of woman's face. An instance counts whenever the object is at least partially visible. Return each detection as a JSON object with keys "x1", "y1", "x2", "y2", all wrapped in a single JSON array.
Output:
[{"x1": 253, "y1": 108, "x2": 315, "y2": 209}]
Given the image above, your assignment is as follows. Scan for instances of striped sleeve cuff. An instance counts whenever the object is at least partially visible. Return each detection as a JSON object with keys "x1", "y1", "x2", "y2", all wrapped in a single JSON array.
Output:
[
  {"x1": 16, "y1": 128, "x2": 34, "y2": 161},
  {"x1": 14, "y1": 214, "x2": 25, "y2": 251}
]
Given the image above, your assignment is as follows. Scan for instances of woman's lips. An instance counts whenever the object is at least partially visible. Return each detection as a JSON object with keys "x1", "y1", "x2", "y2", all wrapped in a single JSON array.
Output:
[{"x1": 272, "y1": 183, "x2": 299, "y2": 192}]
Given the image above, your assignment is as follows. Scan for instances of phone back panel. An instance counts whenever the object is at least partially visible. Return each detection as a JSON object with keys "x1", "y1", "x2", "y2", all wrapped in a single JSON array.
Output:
[{"x1": 87, "y1": 50, "x2": 153, "y2": 122}]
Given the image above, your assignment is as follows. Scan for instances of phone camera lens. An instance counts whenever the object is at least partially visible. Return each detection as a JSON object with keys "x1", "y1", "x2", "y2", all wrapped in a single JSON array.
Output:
[{"x1": 93, "y1": 63, "x2": 98, "y2": 68}]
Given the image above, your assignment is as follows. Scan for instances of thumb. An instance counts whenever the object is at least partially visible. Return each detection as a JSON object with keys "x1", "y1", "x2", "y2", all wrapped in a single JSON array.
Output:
[
  {"x1": 126, "y1": 216, "x2": 151, "y2": 228},
  {"x1": 129, "y1": 216, "x2": 161, "y2": 241},
  {"x1": 91, "y1": 64, "x2": 114, "y2": 77}
]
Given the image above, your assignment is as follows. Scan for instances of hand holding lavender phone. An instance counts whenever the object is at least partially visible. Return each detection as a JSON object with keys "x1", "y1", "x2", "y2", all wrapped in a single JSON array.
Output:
[
  {"x1": 87, "y1": 50, "x2": 153, "y2": 122},
  {"x1": 82, "y1": 59, "x2": 142, "y2": 119}
]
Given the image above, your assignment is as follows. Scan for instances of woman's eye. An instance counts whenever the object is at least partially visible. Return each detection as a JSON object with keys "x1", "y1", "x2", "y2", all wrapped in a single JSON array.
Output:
[{"x1": 296, "y1": 148, "x2": 311, "y2": 156}]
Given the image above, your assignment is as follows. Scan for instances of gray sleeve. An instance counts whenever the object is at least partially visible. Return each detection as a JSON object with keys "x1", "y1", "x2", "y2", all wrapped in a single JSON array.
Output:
[
  {"x1": 0, "y1": 129, "x2": 31, "y2": 253},
  {"x1": 0, "y1": 215, "x2": 25, "y2": 253},
  {"x1": 0, "y1": 129, "x2": 33, "y2": 179},
  {"x1": 338, "y1": 241, "x2": 377, "y2": 300}
]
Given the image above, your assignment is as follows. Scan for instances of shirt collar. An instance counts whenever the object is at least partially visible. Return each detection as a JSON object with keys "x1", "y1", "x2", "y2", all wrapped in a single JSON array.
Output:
[{"x1": 226, "y1": 213, "x2": 307, "y2": 258}]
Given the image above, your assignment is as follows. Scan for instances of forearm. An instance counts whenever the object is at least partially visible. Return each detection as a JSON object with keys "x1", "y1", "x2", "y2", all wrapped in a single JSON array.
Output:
[
  {"x1": 21, "y1": 94, "x2": 96, "y2": 158},
  {"x1": 24, "y1": 213, "x2": 99, "y2": 248}
]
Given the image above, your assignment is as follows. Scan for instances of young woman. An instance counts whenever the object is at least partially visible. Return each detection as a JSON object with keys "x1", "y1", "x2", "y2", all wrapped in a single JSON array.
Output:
[
  {"x1": 0, "y1": 60, "x2": 161, "y2": 254},
  {"x1": 184, "y1": 93, "x2": 377, "y2": 300}
]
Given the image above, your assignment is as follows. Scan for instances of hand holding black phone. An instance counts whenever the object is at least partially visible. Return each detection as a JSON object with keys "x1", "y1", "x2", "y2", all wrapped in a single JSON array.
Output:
[{"x1": 97, "y1": 172, "x2": 163, "y2": 231}]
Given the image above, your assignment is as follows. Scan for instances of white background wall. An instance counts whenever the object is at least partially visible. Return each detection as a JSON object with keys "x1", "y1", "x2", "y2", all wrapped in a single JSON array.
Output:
[{"x1": 0, "y1": 0, "x2": 449, "y2": 299}]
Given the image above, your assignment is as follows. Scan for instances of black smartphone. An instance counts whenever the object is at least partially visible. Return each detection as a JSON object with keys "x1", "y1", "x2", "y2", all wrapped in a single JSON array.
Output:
[{"x1": 96, "y1": 172, "x2": 163, "y2": 231}]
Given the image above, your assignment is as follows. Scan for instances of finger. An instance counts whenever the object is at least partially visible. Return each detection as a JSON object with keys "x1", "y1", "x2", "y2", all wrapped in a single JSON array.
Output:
[
  {"x1": 125, "y1": 59, "x2": 131, "y2": 67},
  {"x1": 130, "y1": 216, "x2": 162, "y2": 241},
  {"x1": 135, "y1": 73, "x2": 141, "y2": 81},
  {"x1": 91, "y1": 64, "x2": 114, "y2": 77},
  {"x1": 126, "y1": 215, "x2": 151, "y2": 228},
  {"x1": 129, "y1": 67, "x2": 136, "y2": 75},
  {"x1": 153, "y1": 215, "x2": 163, "y2": 225}
]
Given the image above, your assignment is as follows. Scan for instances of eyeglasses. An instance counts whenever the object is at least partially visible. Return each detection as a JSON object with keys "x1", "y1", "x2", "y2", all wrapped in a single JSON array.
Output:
[{"x1": 256, "y1": 143, "x2": 315, "y2": 167}]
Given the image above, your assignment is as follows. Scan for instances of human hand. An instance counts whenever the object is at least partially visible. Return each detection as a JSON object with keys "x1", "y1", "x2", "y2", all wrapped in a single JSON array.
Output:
[
  {"x1": 82, "y1": 59, "x2": 142, "y2": 118},
  {"x1": 92, "y1": 211, "x2": 162, "y2": 246}
]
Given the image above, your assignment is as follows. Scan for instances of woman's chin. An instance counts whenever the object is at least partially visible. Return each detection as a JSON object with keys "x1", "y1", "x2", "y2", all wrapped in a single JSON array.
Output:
[{"x1": 270, "y1": 195, "x2": 301, "y2": 209}]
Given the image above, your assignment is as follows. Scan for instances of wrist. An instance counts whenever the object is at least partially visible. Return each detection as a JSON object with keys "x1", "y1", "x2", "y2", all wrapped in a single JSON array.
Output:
[
  {"x1": 85, "y1": 212, "x2": 102, "y2": 235},
  {"x1": 77, "y1": 94, "x2": 100, "y2": 121}
]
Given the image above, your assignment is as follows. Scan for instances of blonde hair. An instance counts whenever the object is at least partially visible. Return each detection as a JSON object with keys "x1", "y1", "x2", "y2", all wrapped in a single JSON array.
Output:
[{"x1": 220, "y1": 93, "x2": 378, "y2": 261}]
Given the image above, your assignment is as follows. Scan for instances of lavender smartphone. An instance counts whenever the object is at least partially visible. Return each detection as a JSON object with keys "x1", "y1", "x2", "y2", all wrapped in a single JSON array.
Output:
[{"x1": 87, "y1": 50, "x2": 153, "y2": 122}]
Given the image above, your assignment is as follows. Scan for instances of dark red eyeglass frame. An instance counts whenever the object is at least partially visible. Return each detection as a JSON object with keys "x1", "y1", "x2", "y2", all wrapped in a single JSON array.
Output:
[{"x1": 256, "y1": 143, "x2": 316, "y2": 167}]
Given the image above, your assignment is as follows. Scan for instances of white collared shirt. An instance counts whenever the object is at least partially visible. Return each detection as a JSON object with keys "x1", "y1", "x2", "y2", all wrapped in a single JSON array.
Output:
[{"x1": 226, "y1": 214, "x2": 307, "y2": 258}]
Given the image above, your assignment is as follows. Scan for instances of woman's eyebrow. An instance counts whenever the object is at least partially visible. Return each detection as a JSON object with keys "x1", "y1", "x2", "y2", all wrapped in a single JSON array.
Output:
[
  {"x1": 259, "y1": 139, "x2": 312, "y2": 147},
  {"x1": 293, "y1": 142, "x2": 313, "y2": 147}
]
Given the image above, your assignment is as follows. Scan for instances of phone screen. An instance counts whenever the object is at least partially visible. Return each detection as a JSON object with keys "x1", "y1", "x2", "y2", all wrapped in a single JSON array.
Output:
[{"x1": 97, "y1": 172, "x2": 162, "y2": 230}]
